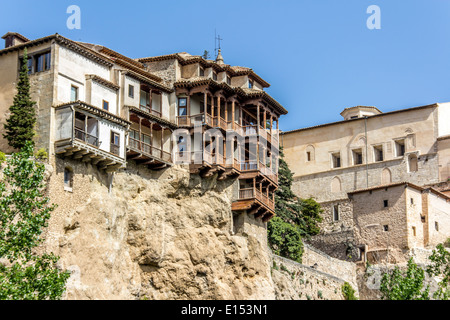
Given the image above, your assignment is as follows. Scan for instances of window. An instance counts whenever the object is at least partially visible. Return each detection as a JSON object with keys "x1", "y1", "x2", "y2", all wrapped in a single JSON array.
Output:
[
  {"x1": 332, "y1": 152, "x2": 341, "y2": 168},
  {"x1": 20, "y1": 51, "x2": 51, "y2": 75},
  {"x1": 70, "y1": 85, "x2": 78, "y2": 102},
  {"x1": 35, "y1": 52, "x2": 51, "y2": 73},
  {"x1": 384, "y1": 200, "x2": 389, "y2": 208},
  {"x1": 408, "y1": 154, "x2": 418, "y2": 172},
  {"x1": 227, "y1": 76, "x2": 231, "y2": 85},
  {"x1": 249, "y1": 81, "x2": 253, "y2": 89},
  {"x1": 383, "y1": 225, "x2": 389, "y2": 232},
  {"x1": 178, "y1": 98, "x2": 187, "y2": 116},
  {"x1": 199, "y1": 67, "x2": 205, "y2": 77},
  {"x1": 411, "y1": 198, "x2": 414, "y2": 205},
  {"x1": 213, "y1": 72, "x2": 218, "y2": 81},
  {"x1": 103, "y1": 100, "x2": 109, "y2": 111},
  {"x1": 412, "y1": 226, "x2": 416, "y2": 237},
  {"x1": 306, "y1": 152, "x2": 311, "y2": 162},
  {"x1": 374, "y1": 145, "x2": 384, "y2": 162},
  {"x1": 395, "y1": 140, "x2": 406, "y2": 157},
  {"x1": 128, "y1": 85, "x2": 134, "y2": 98},
  {"x1": 333, "y1": 205, "x2": 340, "y2": 221},
  {"x1": 352, "y1": 149, "x2": 363, "y2": 165},
  {"x1": 435, "y1": 222, "x2": 439, "y2": 232},
  {"x1": 110, "y1": 132, "x2": 120, "y2": 156},
  {"x1": 64, "y1": 167, "x2": 73, "y2": 192}
]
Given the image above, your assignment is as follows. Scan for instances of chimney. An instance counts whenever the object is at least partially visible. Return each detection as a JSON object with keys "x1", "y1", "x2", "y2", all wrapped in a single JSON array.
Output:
[{"x1": 2, "y1": 32, "x2": 30, "y2": 49}]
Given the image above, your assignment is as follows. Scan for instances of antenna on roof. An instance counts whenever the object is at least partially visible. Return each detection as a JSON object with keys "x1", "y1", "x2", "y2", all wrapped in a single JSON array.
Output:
[{"x1": 214, "y1": 29, "x2": 223, "y2": 58}]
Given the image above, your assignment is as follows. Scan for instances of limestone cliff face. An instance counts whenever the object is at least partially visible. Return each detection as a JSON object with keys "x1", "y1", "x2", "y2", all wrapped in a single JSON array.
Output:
[{"x1": 44, "y1": 159, "x2": 276, "y2": 300}]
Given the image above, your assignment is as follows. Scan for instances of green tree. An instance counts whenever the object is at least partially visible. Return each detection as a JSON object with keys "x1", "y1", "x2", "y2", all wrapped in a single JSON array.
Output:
[
  {"x1": 342, "y1": 282, "x2": 358, "y2": 300},
  {"x1": 426, "y1": 244, "x2": 450, "y2": 300},
  {"x1": 0, "y1": 142, "x2": 70, "y2": 300},
  {"x1": 380, "y1": 258, "x2": 430, "y2": 300},
  {"x1": 3, "y1": 48, "x2": 37, "y2": 150},
  {"x1": 268, "y1": 147, "x2": 323, "y2": 262}
]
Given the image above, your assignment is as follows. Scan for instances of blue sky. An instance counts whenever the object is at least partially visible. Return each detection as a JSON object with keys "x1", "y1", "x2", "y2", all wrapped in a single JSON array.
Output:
[{"x1": 1, "y1": 0, "x2": 450, "y2": 132}]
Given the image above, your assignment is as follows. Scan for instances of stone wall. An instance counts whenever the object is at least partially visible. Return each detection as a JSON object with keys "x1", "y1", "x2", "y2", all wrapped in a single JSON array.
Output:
[
  {"x1": 292, "y1": 153, "x2": 440, "y2": 203},
  {"x1": 271, "y1": 255, "x2": 357, "y2": 300}
]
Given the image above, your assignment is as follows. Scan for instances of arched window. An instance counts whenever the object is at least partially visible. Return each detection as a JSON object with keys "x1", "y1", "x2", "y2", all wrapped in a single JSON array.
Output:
[
  {"x1": 381, "y1": 168, "x2": 392, "y2": 185},
  {"x1": 64, "y1": 167, "x2": 73, "y2": 192},
  {"x1": 331, "y1": 177, "x2": 342, "y2": 193},
  {"x1": 306, "y1": 145, "x2": 315, "y2": 162}
]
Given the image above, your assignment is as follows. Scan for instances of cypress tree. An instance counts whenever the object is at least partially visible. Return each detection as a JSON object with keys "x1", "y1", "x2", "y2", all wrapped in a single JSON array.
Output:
[{"x1": 3, "y1": 48, "x2": 36, "y2": 150}]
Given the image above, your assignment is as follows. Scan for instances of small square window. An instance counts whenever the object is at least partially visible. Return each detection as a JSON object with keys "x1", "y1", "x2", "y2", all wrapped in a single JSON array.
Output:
[
  {"x1": 352, "y1": 149, "x2": 363, "y2": 165},
  {"x1": 178, "y1": 98, "x2": 187, "y2": 107},
  {"x1": 412, "y1": 226, "x2": 416, "y2": 236},
  {"x1": 435, "y1": 222, "x2": 439, "y2": 232},
  {"x1": 332, "y1": 153, "x2": 341, "y2": 168},
  {"x1": 384, "y1": 225, "x2": 389, "y2": 232},
  {"x1": 384, "y1": 200, "x2": 389, "y2": 208},
  {"x1": 103, "y1": 100, "x2": 109, "y2": 111},
  {"x1": 129, "y1": 85, "x2": 134, "y2": 98},
  {"x1": 213, "y1": 72, "x2": 218, "y2": 81},
  {"x1": 249, "y1": 81, "x2": 253, "y2": 89},
  {"x1": 395, "y1": 140, "x2": 406, "y2": 157},
  {"x1": 199, "y1": 67, "x2": 205, "y2": 77},
  {"x1": 71, "y1": 85, "x2": 78, "y2": 102},
  {"x1": 411, "y1": 198, "x2": 414, "y2": 205},
  {"x1": 306, "y1": 152, "x2": 311, "y2": 162},
  {"x1": 374, "y1": 145, "x2": 384, "y2": 162}
]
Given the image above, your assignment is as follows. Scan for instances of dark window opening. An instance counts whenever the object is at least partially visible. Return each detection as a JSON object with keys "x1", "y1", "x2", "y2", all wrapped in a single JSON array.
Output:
[{"x1": 384, "y1": 200, "x2": 389, "y2": 208}]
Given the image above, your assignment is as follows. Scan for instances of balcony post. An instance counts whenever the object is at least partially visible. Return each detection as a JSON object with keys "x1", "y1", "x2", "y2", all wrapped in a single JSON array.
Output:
[
  {"x1": 139, "y1": 117, "x2": 142, "y2": 151},
  {"x1": 217, "y1": 96, "x2": 221, "y2": 126},
  {"x1": 204, "y1": 91, "x2": 207, "y2": 120},
  {"x1": 161, "y1": 127, "x2": 164, "y2": 158},
  {"x1": 211, "y1": 95, "x2": 215, "y2": 119},
  {"x1": 231, "y1": 100, "x2": 235, "y2": 130},
  {"x1": 187, "y1": 93, "x2": 191, "y2": 125},
  {"x1": 263, "y1": 106, "x2": 267, "y2": 130},
  {"x1": 257, "y1": 103, "x2": 260, "y2": 134},
  {"x1": 270, "y1": 114, "x2": 273, "y2": 136}
]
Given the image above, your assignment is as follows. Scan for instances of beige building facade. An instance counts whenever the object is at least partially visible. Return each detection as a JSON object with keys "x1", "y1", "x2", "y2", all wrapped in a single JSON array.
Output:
[{"x1": 282, "y1": 105, "x2": 450, "y2": 262}]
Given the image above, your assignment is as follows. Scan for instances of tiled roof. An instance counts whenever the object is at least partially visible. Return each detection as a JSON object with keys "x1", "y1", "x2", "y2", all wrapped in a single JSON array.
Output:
[
  {"x1": 0, "y1": 33, "x2": 114, "y2": 67},
  {"x1": 174, "y1": 78, "x2": 287, "y2": 115},
  {"x1": 1, "y1": 32, "x2": 30, "y2": 42},
  {"x1": 86, "y1": 74, "x2": 120, "y2": 91},
  {"x1": 138, "y1": 52, "x2": 271, "y2": 88}
]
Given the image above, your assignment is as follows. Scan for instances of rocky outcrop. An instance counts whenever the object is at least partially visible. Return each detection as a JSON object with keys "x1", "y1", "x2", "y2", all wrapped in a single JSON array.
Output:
[{"x1": 44, "y1": 159, "x2": 276, "y2": 300}]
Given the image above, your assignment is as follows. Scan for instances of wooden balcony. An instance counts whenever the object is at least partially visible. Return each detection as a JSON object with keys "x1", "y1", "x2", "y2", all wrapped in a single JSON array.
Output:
[
  {"x1": 127, "y1": 137, "x2": 172, "y2": 170},
  {"x1": 239, "y1": 160, "x2": 278, "y2": 185},
  {"x1": 139, "y1": 105, "x2": 162, "y2": 118},
  {"x1": 232, "y1": 187, "x2": 275, "y2": 222}
]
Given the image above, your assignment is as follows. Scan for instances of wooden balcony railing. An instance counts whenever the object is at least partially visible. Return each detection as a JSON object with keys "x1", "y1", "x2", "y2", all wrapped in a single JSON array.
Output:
[
  {"x1": 128, "y1": 137, "x2": 172, "y2": 162},
  {"x1": 177, "y1": 116, "x2": 189, "y2": 126},
  {"x1": 139, "y1": 105, "x2": 162, "y2": 118},
  {"x1": 74, "y1": 128, "x2": 99, "y2": 147},
  {"x1": 238, "y1": 188, "x2": 275, "y2": 210}
]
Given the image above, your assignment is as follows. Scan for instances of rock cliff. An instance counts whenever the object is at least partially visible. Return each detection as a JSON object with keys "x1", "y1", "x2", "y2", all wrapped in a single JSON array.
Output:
[{"x1": 44, "y1": 159, "x2": 276, "y2": 300}]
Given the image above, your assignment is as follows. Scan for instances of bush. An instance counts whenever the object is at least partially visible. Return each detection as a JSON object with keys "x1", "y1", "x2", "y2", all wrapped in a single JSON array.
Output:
[
  {"x1": 342, "y1": 282, "x2": 358, "y2": 300},
  {"x1": 35, "y1": 148, "x2": 48, "y2": 160},
  {"x1": 0, "y1": 152, "x2": 6, "y2": 163},
  {"x1": 268, "y1": 217, "x2": 304, "y2": 263}
]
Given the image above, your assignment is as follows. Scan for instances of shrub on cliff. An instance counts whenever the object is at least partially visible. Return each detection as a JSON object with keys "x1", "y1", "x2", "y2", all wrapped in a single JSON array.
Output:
[{"x1": 0, "y1": 142, "x2": 70, "y2": 300}]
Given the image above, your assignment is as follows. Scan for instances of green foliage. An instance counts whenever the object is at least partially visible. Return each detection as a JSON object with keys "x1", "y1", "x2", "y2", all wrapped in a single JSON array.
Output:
[
  {"x1": 380, "y1": 258, "x2": 430, "y2": 300},
  {"x1": 0, "y1": 142, "x2": 70, "y2": 300},
  {"x1": 0, "y1": 152, "x2": 6, "y2": 163},
  {"x1": 426, "y1": 244, "x2": 450, "y2": 300},
  {"x1": 268, "y1": 217, "x2": 304, "y2": 263},
  {"x1": 3, "y1": 48, "x2": 37, "y2": 150},
  {"x1": 268, "y1": 147, "x2": 323, "y2": 262},
  {"x1": 35, "y1": 148, "x2": 48, "y2": 161},
  {"x1": 341, "y1": 282, "x2": 358, "y2": 300}
]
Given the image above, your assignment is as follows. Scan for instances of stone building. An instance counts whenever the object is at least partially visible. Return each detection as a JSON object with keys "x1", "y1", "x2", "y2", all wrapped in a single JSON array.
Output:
[
  {"x1": 0, "y1": 31, "x2": 287, "y2": 225},
  {"x1": 282, "y1": 104, "x2": 450, "y2": 263}
]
